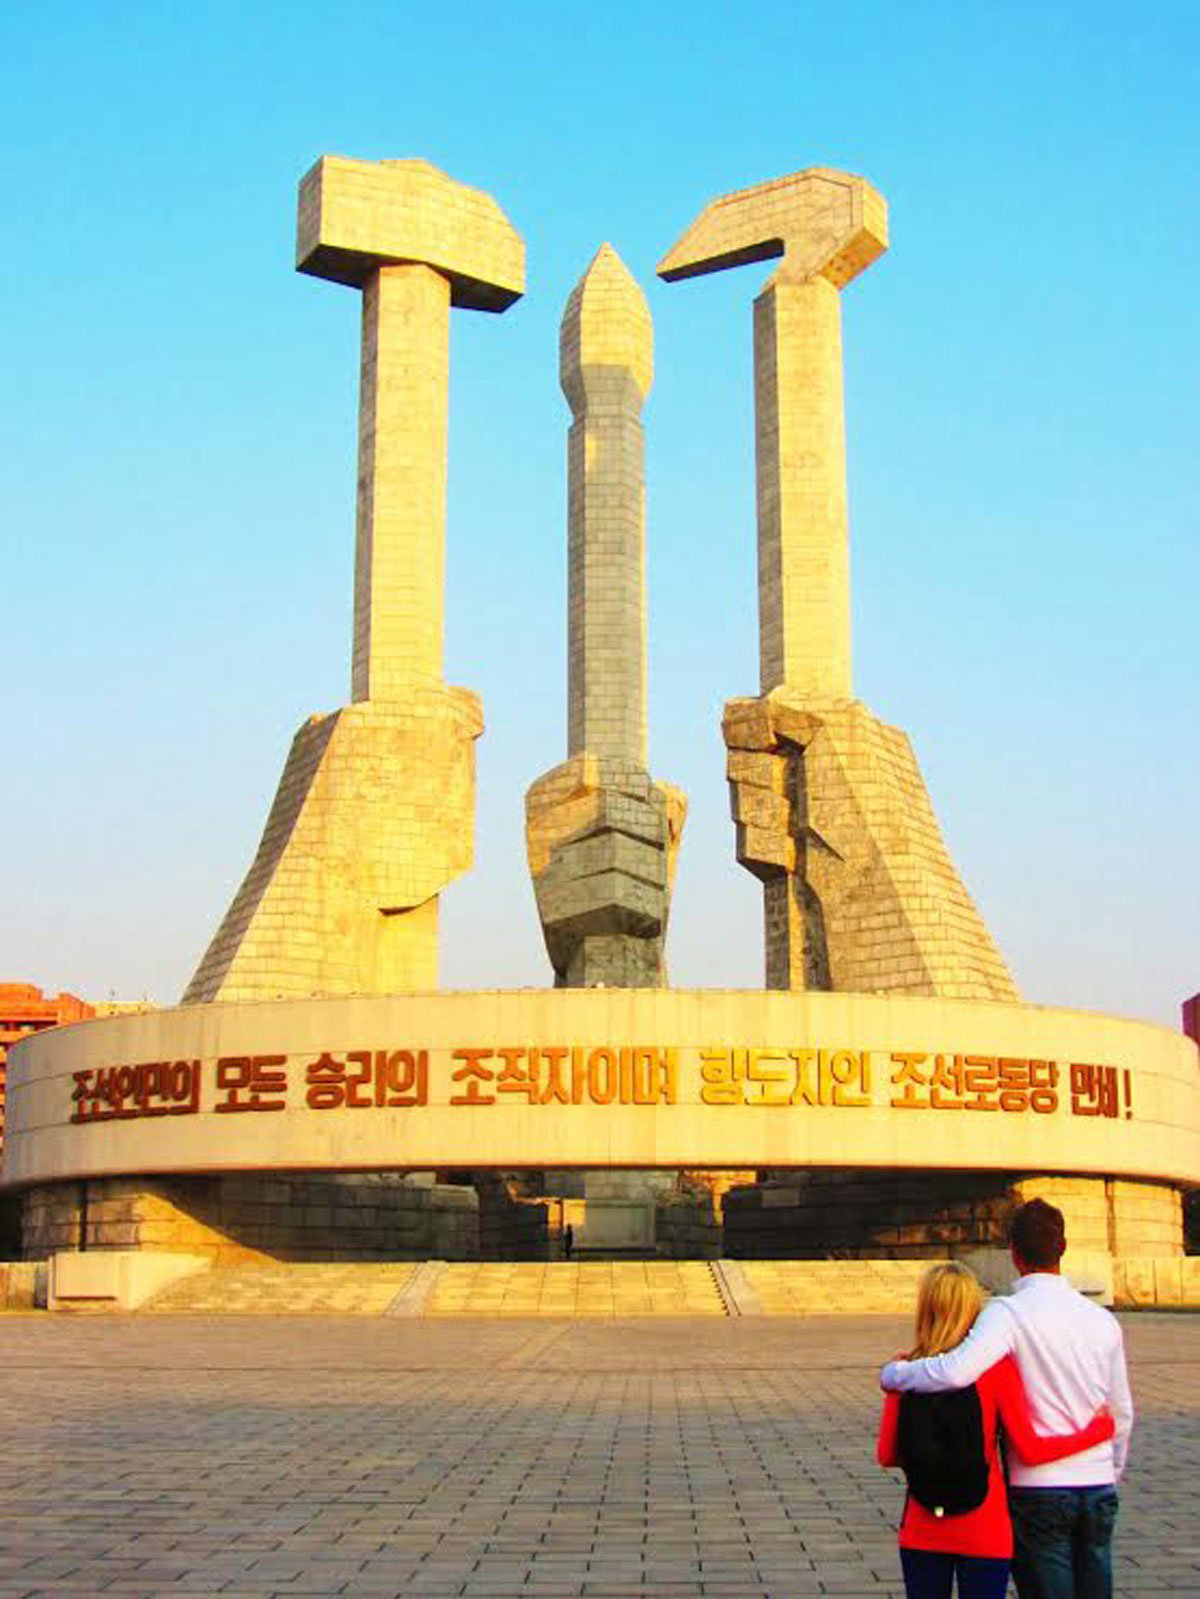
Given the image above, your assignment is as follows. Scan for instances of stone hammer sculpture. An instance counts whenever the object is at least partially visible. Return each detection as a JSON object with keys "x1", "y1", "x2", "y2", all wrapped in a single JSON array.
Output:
[{"x1": 185, "y1": 158, "x2": 523, "y2": 1003}]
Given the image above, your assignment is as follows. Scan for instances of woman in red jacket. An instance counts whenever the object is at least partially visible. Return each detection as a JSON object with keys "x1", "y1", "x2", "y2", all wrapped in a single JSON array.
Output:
[{"x1": 878, "y1": 1262, "x2": 1113, "y2": 1599}]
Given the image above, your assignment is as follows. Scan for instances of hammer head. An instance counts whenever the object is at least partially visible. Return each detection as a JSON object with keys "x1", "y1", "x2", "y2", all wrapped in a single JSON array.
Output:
[
  {"x1": 658, "y1": 167, "x2": 887, "y2": 291},
  {"x1": 297, "y1": 156, "x2": 524, "y2": 312}
]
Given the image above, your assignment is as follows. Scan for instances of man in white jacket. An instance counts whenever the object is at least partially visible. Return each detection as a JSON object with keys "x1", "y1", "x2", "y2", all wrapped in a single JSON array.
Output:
[{"x1": 880, "y1": 1199, "x2": 1133, "y2": 1599}]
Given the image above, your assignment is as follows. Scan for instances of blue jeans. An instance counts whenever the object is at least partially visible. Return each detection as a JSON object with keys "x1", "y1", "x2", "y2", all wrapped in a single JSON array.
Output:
[
  {"x1": 900, "y1": 1548, "x2": 1011, "y2": 1598},
  {"x1": 1009, "y1": 1487, "x2": 1119, "y2": 1599}
]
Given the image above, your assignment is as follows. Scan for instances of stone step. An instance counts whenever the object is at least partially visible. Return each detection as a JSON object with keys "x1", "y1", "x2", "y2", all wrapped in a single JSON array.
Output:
[
  {"x1": 140, "y1": 1261, "x2": 416, "y2": 1315},
  {"x1": 739, "y1": 1259, "x2": 935, "y2": 1315},
  {"x1": 133, "y1": 1256, "x2": 1025, "y2": 1318},
  {"x1": 425, "y1": 1261, "x2": 727, "y2": 1317}
]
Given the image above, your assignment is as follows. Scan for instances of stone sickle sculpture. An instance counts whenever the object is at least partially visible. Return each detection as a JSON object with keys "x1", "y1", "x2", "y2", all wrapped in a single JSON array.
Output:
[{"x1": 660, "y1": 169, "x2": 1016, "y2": 998}]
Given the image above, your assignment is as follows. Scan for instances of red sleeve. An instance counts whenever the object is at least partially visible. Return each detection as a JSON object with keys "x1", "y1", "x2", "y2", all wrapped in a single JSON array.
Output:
[
  {"x1": 877, "y1": 1390, "x2": 901, "y2": 1467},
  {"x1": 991, "y1": 1355, "x2": 1115, "y2": 1465}
]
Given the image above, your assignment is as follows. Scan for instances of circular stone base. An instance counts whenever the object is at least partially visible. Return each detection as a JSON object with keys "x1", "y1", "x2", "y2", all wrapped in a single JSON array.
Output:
[{"x1": 4, "y1": 991, "x2": 1196, "y2": 1227}]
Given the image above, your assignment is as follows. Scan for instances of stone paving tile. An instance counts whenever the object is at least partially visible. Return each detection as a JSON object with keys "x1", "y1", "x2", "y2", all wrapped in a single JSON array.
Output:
[
  {"x1": 142, "y1": 1263, "x2": 416, "y2": 1316},
  {"x1": 0, "y1": 1314, "x2": 1197, "y2": 1595},
  {"x1": 740, "y1": 1263, "x2": 930, "y2": 1317},
  {"x1": 425, "y1": 1263, "x2": 726, "y2": 1318}
]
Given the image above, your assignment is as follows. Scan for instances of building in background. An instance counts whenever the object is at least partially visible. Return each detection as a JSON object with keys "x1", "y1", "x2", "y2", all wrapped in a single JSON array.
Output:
[
  {"x1": 0, "y1": 984, "x2": 95, "y2": 1255},
  {"x1": 0, "y1": 984, "x2": 95, "y2": 1147}
]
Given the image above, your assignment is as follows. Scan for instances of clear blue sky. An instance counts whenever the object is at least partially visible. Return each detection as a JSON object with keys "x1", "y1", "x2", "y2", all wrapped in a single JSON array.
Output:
[{"x1": 4, "y1": 2, "x2": 1198, "y2": 1024}]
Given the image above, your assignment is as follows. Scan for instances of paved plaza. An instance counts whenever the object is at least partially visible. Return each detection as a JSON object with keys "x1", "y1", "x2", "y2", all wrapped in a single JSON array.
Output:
[{"x1": 1, "y1": 1313, "x2": 1198, "y2": 1598}]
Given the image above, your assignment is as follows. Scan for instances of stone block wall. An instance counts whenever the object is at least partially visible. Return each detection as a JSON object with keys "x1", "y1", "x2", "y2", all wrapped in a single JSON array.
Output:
[
  {"x1": 1008, "y1": 1176, "x2": 1111, "y2": 1253},
  {"x1": 0, "y1": 1193, "x2": 21, "y2": 1260},
  {"x1": 460, "y1": 1172, "x2": 724, "y2": 1260},
  {"x1": 22, "y1": 1173, "x2": 478, "y2": 1264},
  {"x1": 1116, "y1": 1255, "x2": 1200, "y2": 1307},
  {"x1": 18, "y1": 1170, "x2": 1183, "y2": 1267},
  {"x1": 1012, "y1": 1175, "x2": 1181, "y2": 1255},
  {"x1": 0, "y1": 1260, "x2": 45, "y2": 1310},
  {"x1": 1110, "y1": 1179, "x2": 1183, "y2": 1254},
  {"x1": 722, "y1": 1171, "x2": 1185, "y2": 1259},
  {"x1": 722, "y1": 1171, "x2": 1017, "y2": 1259},
  {"x1": 724, "y1": 695, "x2": 1019, "y2": 998},
  {"x1": 525, "y1": 755, "x2": 686, "y2": 989},
  {"x1": 184, "y1": 691, "x2": 482, "y2": 1003},
  {"x1": 654, "y1": 1191, "x2": 721, "y2": 1259},
  {"x1": 473, "y1": 1174, "x2": 550, "y2": 1260}
]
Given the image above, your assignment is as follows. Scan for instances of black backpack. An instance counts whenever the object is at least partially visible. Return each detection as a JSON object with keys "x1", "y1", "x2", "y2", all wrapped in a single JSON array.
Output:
[{"x1": 897, "y1": 1387, "x2": 990, "y2": 1517}]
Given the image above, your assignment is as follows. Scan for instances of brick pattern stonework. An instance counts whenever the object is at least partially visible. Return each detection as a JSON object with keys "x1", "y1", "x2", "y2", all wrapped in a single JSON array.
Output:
[
  {"x1": 654, "y1": 1190, "x2": 722, "y2": 1259},
  {"x1": 723, "y1": 1172, "x2": 1017, "y2": 1259},
  {"x1": 660, "y1": 168, "x2": 887, "y2": 701},
  {"x1": 185, "y1": 160, "x2": 523, "y2": 1002},
  {"x1": 527, "y1": 755, "x2": 686, "y2": 987},
  {"x1": 472, "y1": 1174, "x2": 551, "y2": 1261},
  {"x1": 526, "y1": 246, "x2": 685, "y2": 989},
  {"x1": 1013, "y1": 1174, "x2": 1183, "y2": 1256},
  {"x1": 560, "y1": 245, "x2": 653, "y2": 764},
  {"x1": 21, "y1": 1174, "x2": 478, "y2": 1264},
  {"x1": 296, "y1": 155, "x2": 524, "y2": 309},
  {"x1": 352, "y1": 264, "x2": 451, "y2": 702},
  {"x1": 654, "y1": 167, "x2": 1198, "y2": 1252},
  {"x1": 184, "y1": 693, "x2": 481, "y2": 999},
  {"x1": 722, "y1": 1171, "x2": 1184, "y2": 1259},
  {"x1": 725, "y1": 693, "x2": 1018, "y2": 997},
  {"x1": 660, "y1": 170, "x2": 1016, "y2": 1001},
  {"x1": 753, "y1": 276, "x2": 850, "y2": 697}
]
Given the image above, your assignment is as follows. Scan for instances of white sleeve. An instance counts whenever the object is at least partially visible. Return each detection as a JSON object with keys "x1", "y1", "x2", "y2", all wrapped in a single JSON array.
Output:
[
  {"x1": 880, "y1": 1299, "x2": 1016, "y2": 1392},
  {"x1": 1108, "y1": 1325, "x2": 1134, "y2": 1481}
]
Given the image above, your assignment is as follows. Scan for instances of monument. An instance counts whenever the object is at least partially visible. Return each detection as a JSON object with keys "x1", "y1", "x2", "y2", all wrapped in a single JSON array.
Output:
[
  {"x1": 525, "y1": 244, "x2": 686, "y2": 989},
  {"x1": 185, "y1": 158, "x2": 523, "y2": 1003},
  {"x1": 524, "y1": 245, "x2": 687, "y2": 1250},
  {"x1": 2, "y1": 158, "x2": 1196, "y2": 1294},
  {"x1": 659, "y1": 170, "x2": 1016, "y2": 999}
]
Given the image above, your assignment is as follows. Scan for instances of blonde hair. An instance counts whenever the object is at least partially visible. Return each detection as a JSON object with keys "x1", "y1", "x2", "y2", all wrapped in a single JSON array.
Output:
[{"x1": 908, "y1": 1262, "x2": 984, "y2": 1358}]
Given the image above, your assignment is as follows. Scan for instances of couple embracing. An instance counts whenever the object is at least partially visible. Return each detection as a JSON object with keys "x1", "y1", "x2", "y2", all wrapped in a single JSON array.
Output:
[{"x1": 878, "y1": 1199, "x2": 1133, "y2": 1599}]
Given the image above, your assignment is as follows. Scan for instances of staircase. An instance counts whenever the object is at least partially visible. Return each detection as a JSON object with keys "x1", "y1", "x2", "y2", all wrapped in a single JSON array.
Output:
[
  {"x1": 738, "y1": 1258, "x2": 931, "y2": 1314},
  {"x1": 426, "y1": 1260, "x2": 726, "y2": 1317},
  {"x1": 139, "y1": 1257, "x2": 932, "y2": 1316},
  {"x1": 141, "y1": 1261, "x2": 415, "y2": 1315}
]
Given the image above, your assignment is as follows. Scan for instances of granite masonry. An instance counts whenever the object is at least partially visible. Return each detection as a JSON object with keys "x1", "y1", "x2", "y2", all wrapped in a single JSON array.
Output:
[
  {"x1": 659, "y1": 169, "x2": 1016, "y2": 1001},
  {"x1": 185, "y1": 159, "x2": 523, "y2": 1002},
  {"x1": 4, "y1": 160, "x2": 1192, "y2": 1285},
  {"x1": 526, "y1": 245, "x2": 686, "y2": 989}
]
